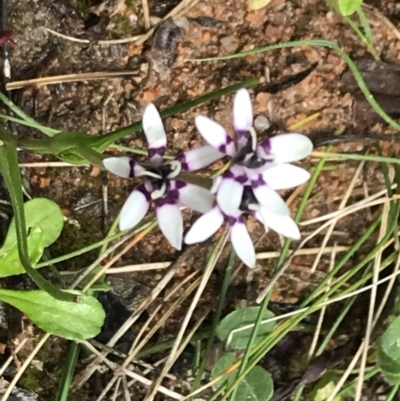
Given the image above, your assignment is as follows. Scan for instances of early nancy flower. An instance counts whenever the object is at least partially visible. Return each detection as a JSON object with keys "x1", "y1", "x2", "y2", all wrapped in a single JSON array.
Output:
[
  {"x1": 185, "y1": 184, "x2": 301, "y2": 268},
  {"x1": 103, "y1": 103, "x2": 222, "y2": 250},
  {"x1": 194, "y1": 88, "x2": 313, "y2": 216},
  {"x1": 185, "y1": 89, "x2": 313, "y2": 267}
]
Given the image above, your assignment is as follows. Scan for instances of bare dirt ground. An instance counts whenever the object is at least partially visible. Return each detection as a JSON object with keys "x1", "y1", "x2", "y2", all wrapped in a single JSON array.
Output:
[{"x1": 2, "y1": 0, "x2": 400, "y2": 400}]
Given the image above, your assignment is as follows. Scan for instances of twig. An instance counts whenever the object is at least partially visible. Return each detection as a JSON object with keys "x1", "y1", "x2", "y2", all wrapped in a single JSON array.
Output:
[
  {"x1": 104, "y1": 245, "x2": 350, "y2": 274},
  {"x1": 18, "y1": 161, "x2": 89, "y2": 167},
  {"x1": 76, "y1": 262, "x2": 181, "y2": 388},
  {"x1": 308, "y1": 244, "x2": 337, "y2": 359},
  {"x1": 143, "y1": 231, "x2": 228, "y2": 401},
  {"x1": 355, "y1": 201, "x2": 390, "y2": 401},
  {"x1": 42, "y1": 27, "x2": 142, "y2": 45},
  {"x1": 6, "y1": 71, "x2": 141, "y2": 90},
  {"x1": 0, "y1": 338, "x2": 28, "y2": 377},
  {"x1": 310, "y1": 160, "x2": 365, "y2": 273},
  {"x1": 141, "y1": 0, "x2": 151, "y2": 30}
]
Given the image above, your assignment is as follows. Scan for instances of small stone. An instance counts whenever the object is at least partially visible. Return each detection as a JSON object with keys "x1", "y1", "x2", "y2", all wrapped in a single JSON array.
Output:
[
  {"x1": 220, "y1": 36, "x2": 232, "y2": 48},
  {"x1": 254, "y1": 115, "x2": 271, "y2": 131}
]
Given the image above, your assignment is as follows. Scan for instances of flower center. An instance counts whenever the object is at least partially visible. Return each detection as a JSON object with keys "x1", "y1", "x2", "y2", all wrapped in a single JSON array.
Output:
[
  {"x1": 239, "y1": 186, "x2": 259, "y2": 213},
  {"x1": 234, "y1": 143, "x2": 267, "y2": 169},
  {"x1": 144, "y1": 161, "x2": 183, "y2": 200}
]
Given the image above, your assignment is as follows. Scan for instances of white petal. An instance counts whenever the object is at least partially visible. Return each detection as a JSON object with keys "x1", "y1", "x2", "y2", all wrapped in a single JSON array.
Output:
[
  {"x1": 230, "y1": 220, "x2": 256, "y2": 268},
  {"x1": 268, "y1": 134, "x2": 313, "y2": 163},
  {"x1": 179, "y1": 146, "x2": 224, "y2": 172},
  {"x1": 104, "y1": 157, "x2": 145, "y2": 178},
  {"x1": 211, "y1": 175, "x2": 223, "y2": 195},
  {"x1": 262, "y1": 164, "x2": 311, "y2": 190},
  {"x1": 119, "y1": 189, "x2": 150, "y2": 231},
  {"x1": 217, "y1": 178, "x2": 244, "y2": 215},
  {"x1": 143, "y1": 103, "x2": 167, "y2": 165},
  {"x1": 156, "y1": 204, "x2": 183, "y2": 250},
  {"x1": 178, "y1": 183, "x2": 214, "y2": 213},
  {"x1": 185, "y1": 207, "x2": 224, "y2": 244},
  {"x1": 195, "y1": 116, "x2": 236, "y2": 156},
  {"x1": 257, "y1": 208, "x2": 300, "y2": 240},
  {"x1": 252, "y1": 184, "x2": 289, "y2": 216},
  {"x1": 233, "y1": 89, "x2": 253, "y2": 131}
]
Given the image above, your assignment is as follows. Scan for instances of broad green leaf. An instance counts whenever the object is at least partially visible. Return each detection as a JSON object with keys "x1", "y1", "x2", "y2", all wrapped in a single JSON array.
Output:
[
  {"x1": 338, "y1": 0, "x2": 363, "y2": 16},
  {"x1": 378, "y1": 316, "x2": 400, "y2": 384},
  {"x1": 211, "y1": 352, "x2": 236, "y2": 386},
  {"x1": 3, "y1": 198, "x2": 64, "y2": 248},
  {"x1": 312, "y1": 372, "x2": 342, "y2": 401},
  {"x1": 0, "y1": 289, "x2": 105, "y2": 339},
  {"x1": 0, "y1": 224, "x2": 45, "y2": 277},
  {"x1": 216, "y1": 306, "x2": 275, "y2": 349},
  {"x1": 234, "y1": 366, "x2": 273, "y2": 401}
]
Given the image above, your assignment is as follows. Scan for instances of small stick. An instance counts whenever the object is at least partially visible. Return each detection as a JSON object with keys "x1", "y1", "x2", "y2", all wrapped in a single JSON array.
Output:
[{"x1": 6, "y1": 71, "x2": 141, "y2": 90}]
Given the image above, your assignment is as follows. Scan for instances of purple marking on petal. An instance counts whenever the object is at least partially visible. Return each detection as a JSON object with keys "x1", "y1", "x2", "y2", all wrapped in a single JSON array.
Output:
[
  {"x1": 148, "y1": 146, "x2": 166, "y2": 162},
  {"x1": 223, "y1": 170, "x2": 246, "y2": 184},
  {"x1": 218, "y1": 144, "x2": 228, "y2": 154},
  {"x1": 257, "y1": 137, "x2": 271, "y2": 158},
  {"x1": 137, "y1": 184, "x2": 152, "y2": 200},
  {"x1": 236, "y1": 129, "x2": 252, "y2": 148},
  {"x1": 227, "y1": 214, "x2": 244, "y2": 227},
  {"x1": 173, "y1": 180, "x2": 186, "y2": 190},
  {"x1": 128, "y1": 159, "x2": 146, "y2": 178},
  {"x1": 227, "y1": 215, "x2": 237, "y2": 227},
  {"x1": 250, "y1": 174, "x2": 266, "y2": 189},
  {"x1": 175, "y1": 154, "x2": 189, "y2": 171},
  {"x1": 155, "y1": 189, "x2": 180, "y2": 207}
]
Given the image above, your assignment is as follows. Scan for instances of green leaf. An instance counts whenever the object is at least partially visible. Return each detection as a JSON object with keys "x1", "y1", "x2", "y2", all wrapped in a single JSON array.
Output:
[
  {"x1": 338, "y1": 0, "x2": 363, "y2": 16},
  {"x1": 378, "y1": 316, "x2": 400, "y2": 384},
  {"x1": 233, "y1": 366, "x2": 273, "y2": 401},
  {"x1": 0, "y1": 224, "x2": 45, "y2": 277},
  {"x1": 211, "y1": 352, "x2": 236, "y2": 386},
  {"x1": 216, "y1": 306, "x2": 275, "y2": 349},
  {"x1": 312, "y1": 372, "x2": 342, "y2": 401},
  {"x1": 3, "y1": 198, "x2": 64, "y2": 248},
  {"x1": 0, "y1": 289, "x2": 105, "y2": 339}
]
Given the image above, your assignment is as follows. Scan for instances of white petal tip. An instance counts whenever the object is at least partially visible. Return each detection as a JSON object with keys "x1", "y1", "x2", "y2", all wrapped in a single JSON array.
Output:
[{"x1": 103, "y1": 157, "x2": 131, "y2": 178}]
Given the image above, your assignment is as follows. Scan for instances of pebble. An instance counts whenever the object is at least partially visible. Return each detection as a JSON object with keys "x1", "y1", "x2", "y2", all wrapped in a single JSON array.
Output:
[{"x1": 254, "y1": 115, "x2": 271, "y2": 131}]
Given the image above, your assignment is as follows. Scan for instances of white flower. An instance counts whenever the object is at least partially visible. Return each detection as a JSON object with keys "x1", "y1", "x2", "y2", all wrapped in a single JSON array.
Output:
[
  {"x1": 185, "y1": 185, "x2": 300, "y2": 268},
  {"x1": 103, "y1": 103, "x2": 223, "y2": 250},
  {"x1": 185, "y1": 89, "x2": 313, "y2": 267},
  {"x1": 195, "y1": 88, "x2": 313, "y2": 217}
]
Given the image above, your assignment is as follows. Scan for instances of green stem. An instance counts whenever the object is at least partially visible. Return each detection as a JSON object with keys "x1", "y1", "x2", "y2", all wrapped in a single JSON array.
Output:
[
  {"x1": 55, "y1": 342, "x2": 80, "y2": 401},
  {"x1": 0, "y1": 128, "x2": 76, "y2": 302},
  {"x1": 316, "y1": 152, "x2": 400, "y2": 164},
  {"x1": 325, "y1": 0, "x2": 378, "y2": 59},
  {"x1": 0, "y1": 91, "x2": 57, "y2": 136}
]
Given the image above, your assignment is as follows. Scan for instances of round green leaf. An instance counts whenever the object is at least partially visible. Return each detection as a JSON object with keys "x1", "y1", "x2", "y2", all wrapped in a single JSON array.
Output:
[
  {"x1": 338, "y1": 0, "x2": 363, "y2": 16},
  {"x1": 0, "y1": 289, "x2": 105, "y2": 340},
  {"x1": 0, "y1": 224, "x2": 45, "y2": 277},
  {"x1": 234, "y1": 366, "x2": 273, "y2": 401},
  {"x1": 216, "y1": 306, "x2": 275, "y2": 349},
  {"x1": 378, "y1": 316, "x2": 400, "y2": 385},
  {"x1": 211, "y1": 352, "x2": 236, "y2": 386},
  {"x1": 381, "y1": 316, "x2": 400, "y2": 359},
  {"x1": 3, "y1": 198, "x2": 64, "y2": 248}
]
